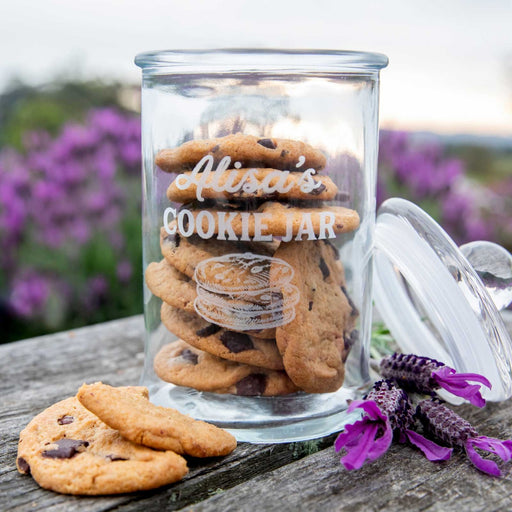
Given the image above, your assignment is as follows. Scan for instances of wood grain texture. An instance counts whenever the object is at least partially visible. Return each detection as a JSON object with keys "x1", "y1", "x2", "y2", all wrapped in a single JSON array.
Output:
[
  {"x1": 188, "y1": 401, "x2": 512, "y2": 512},
  {"x1": 1, "y1": 312, "x2": 511, "y2": 511}
]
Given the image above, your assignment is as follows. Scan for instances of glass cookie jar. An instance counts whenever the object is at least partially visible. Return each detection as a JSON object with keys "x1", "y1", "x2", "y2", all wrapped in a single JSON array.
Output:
[{"x1": 135, "y1": 50, "x2": 512, "y2": 443}]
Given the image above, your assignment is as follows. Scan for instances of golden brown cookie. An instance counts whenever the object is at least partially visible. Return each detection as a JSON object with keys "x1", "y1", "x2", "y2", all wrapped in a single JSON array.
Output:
[
  {"x1": 77, "y1": 382, "x2": 236, "y2": 458},
  {"x1": 16, "y1": 393, "x2": 188, "y2": 495},
  {"x1": 145, "y1": 259, "x2": 197, "y2": 313},
  {"x1": 155, "y1": 134, "x2": 326, "y2": 173},
  {"x1": 270, "y1": 240, "x2": 353, "y2": 393},
  {"x1": 154, "y1": 340, "x2": 299, "y2": 396},
  {"x1": 161, "y1": 304, "x2": 284, "y2": 370},
  {"x1": 193, "y1": 288, "x2": 296, "y2": 333},
  {"x1": 159, "y1": 227, "x2": 278, "y2": 282},
  {"x1": 193, "y1": 251, "x2": 293, "y2": 294},
  {"x1": 146, "y1": 257, "x2": 277, "y2": 339},
  {"x1": 167, "y1": 168, "x2": 338, "y2": 202},
  {"x1": 193, "y1": 251, "x2": 298, "y2": 332}
]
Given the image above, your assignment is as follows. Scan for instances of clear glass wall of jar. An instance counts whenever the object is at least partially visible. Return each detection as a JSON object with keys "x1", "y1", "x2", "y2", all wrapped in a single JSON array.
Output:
[{"x1": 135, "y1": 49, "x2": 388, "y2": 442}]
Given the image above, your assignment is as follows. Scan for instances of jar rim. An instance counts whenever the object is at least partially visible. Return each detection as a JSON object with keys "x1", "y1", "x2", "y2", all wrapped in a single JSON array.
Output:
[{"x1": 134, "y1": 48, "x2": 388, "y2": 73}]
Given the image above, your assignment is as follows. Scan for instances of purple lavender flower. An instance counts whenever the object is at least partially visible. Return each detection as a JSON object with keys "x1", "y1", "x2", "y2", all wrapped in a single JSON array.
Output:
[
  {"x1": 335, "y1": 380, "x2": 451, "y2": 470},
  {"x1": 378, "y1": 130, "x2": 498, "y2": 247},
  {"x1": 9, "y1": 274, "x2": 50, "y2": 318},
  {"x1": 416, "y1": 399, "x2": 512, "y2": 477},
  {"x1": 116, "y1": 261, "x2": 132, "y2": 283},
  {"x1": 81, "y1": 275, "x2": 110, "y2": 314},
  {"x1": 380, "y1": 353, "x2": 491, "y2": 407}
]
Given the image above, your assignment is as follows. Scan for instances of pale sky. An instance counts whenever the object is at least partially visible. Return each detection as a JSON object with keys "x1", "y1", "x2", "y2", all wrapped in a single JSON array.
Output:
[{"x1": 1, "y1": 0, "x2": 511, "y2": 136}]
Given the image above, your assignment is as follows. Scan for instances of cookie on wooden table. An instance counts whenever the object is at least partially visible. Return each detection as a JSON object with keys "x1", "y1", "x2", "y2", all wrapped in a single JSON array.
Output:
[
  {"x1": 77, "y1": 382, "x2": 236, "y2": 458},
  {"x1": 16, "y1": 390, "x2": 188, "y2": 495}
]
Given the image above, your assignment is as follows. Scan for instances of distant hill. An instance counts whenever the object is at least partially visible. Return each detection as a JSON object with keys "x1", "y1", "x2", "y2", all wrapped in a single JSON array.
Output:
[{"x1": 407, "y1": 130, "x2": 512, "y2": 150}]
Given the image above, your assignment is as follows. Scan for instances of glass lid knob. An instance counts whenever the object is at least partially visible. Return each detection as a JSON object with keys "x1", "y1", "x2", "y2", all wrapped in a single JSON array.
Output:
[{"x1": 460, "y1": 241, "x2": 512, "y2": 312}]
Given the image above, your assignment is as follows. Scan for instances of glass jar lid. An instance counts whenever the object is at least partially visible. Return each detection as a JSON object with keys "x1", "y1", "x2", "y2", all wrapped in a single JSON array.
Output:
[{"x1": 373, "y1": 198, "x2": 512, "y2": 402}]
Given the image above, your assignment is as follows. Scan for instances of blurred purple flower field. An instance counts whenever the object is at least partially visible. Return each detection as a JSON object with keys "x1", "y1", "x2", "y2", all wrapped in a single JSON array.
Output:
[
  {"x1": 378, "y1": 130, "x2": 512, "y2": 247},
  {"x1": 0, "y1": 114, "x2": 510, "y2": 342},
  {"x1": 0, "y1": 108, "x2": 142, "y2": 341}
]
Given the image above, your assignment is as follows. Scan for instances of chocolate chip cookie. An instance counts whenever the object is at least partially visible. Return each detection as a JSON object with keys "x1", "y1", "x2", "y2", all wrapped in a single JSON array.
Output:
[
  {"x1": 77, "y1": 382, "x2": 236, "y2": 457},
  {"x1": 270, "y1": 240, "x2": 353, "y2": 393},
  {"x1": 146, "y1": 257, "x2": 277, "y2": 339},
  {"x1": 160, "y1": 226, "x2": 278, "y2": 282},
  {"x1": 154, "y1": 340, "x2": 299, "y2": 396},
  {"x1": 145, "y1": 259, "x2": 197, "y2": 313},
  {"x1": 193, "y1": 251, "x2": 298, "y2": 331},
  {"x1": 155, "y1": 133, "x2": 326, "y2": 173},
  {"x1": 167, "y1": 168, "x2": 338, "y2": 202},
  {"x1": 161, "y1": 304, "x2": 284, "y2": 370},
  {"x1": 173, "y1": 201, "x2": 360, "y2": 239},
  {"x1": 16, "y1": 393, "x2": 188, "y2": 495}
]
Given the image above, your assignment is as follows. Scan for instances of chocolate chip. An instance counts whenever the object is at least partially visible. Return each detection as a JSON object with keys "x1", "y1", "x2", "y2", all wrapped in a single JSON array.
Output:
[
  {"x1": 341, "y1": 331, "x2": 354, "y2": 363},
  {"x1": 319, "y1": 257, "x2": 330, "y2": 279},
  {"x1": 258, "y1": 192, "x2": 278, "y2": 200},
  {"x1": 181, "y1": 349, "x2": 199, "y2": 365},
  {"x1": 196, "y1": 323, "x2": 221, "y2": 337},
  {"x1": 324, "y1": 239, "x2": 339, "y2": 259},
  {"x1": 342, "y1": 330, "x2": 359, "y2": 362},
  {"x1": 107, "y1": 455, "x2": 128, "y2": 461},
  {"x1": 236, "y1": 374, "x2": 267, "y2": 395},
  {"x1": 17, "y1": 457, "x2": 30, "y2": 474},
  {"x1": 308, "y1": 301, "x2": 313, "y2": 311},
  {"x1": 164, "y1": 232, "x2": 180, "y2": 248},
  {"x1": 270, "y1": 291, "x2": 283, "y2": 305},
  {"x1": 257, "y1": 138, "x2": 277, "y2": 150},
  {"x1": 210, "y1": 144, "x2": 220, "y2": 153},
  {"x1": 334, "y1": 192, "x2": 351, "y2": 202},
  {"x1": 220, "y1": 331, "x2": 254, "y2": 353},
  {"x1": 341, "y1": 286, "x2": 358, "y2": 316},
  {"x1": 309, "y1": 181, "x2": 326, "y2": 195},
  {"x1": 345, "y1": 329, "x2": 359, "y2": 348},
  {"x1": 57, "y1": 415, "x2": 74, "y2": 425},
  {"x1": 42, "y1": 439, "x2": 89, "y2": 459},
  {"x1": 280, "y1": 149, "x2": 288, "y2": 158}
]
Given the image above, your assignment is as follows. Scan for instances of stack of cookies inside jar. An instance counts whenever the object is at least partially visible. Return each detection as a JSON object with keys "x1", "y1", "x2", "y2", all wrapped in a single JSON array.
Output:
[{"x1": 145, "y1": 133, "x2": 360, "y2": 397}]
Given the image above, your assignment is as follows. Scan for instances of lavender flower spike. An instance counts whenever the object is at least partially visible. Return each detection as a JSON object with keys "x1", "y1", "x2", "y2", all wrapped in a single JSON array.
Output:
[
  {"x1": 416, "y1": 399, "x2": 512, "y2": 477},
  {"x1": 335, "y1": 380, "x2": 451, "y2": 470},
  {"x1": 380, "y1": 353, "x2": 491, "y2": 407}
]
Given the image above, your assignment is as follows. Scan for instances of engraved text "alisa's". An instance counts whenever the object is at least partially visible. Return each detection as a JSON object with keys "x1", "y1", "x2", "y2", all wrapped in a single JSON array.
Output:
[{"x1": 173, "y1": 155, "x2": 323, "y2": 201}]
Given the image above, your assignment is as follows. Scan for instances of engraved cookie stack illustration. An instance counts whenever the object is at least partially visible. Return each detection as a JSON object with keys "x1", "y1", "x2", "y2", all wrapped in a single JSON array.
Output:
[{"x1": 145, "y1": 133, "x2": 360, "y2": 395}]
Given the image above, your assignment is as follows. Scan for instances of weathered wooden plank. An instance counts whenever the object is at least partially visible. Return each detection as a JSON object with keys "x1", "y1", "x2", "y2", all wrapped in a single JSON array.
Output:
[
  {"x1": 186, "y1": 400, "x2": 512, "y2": 512},
  {"x1": 1, "y1": 312, "x2": 511, "y2": 512}
]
